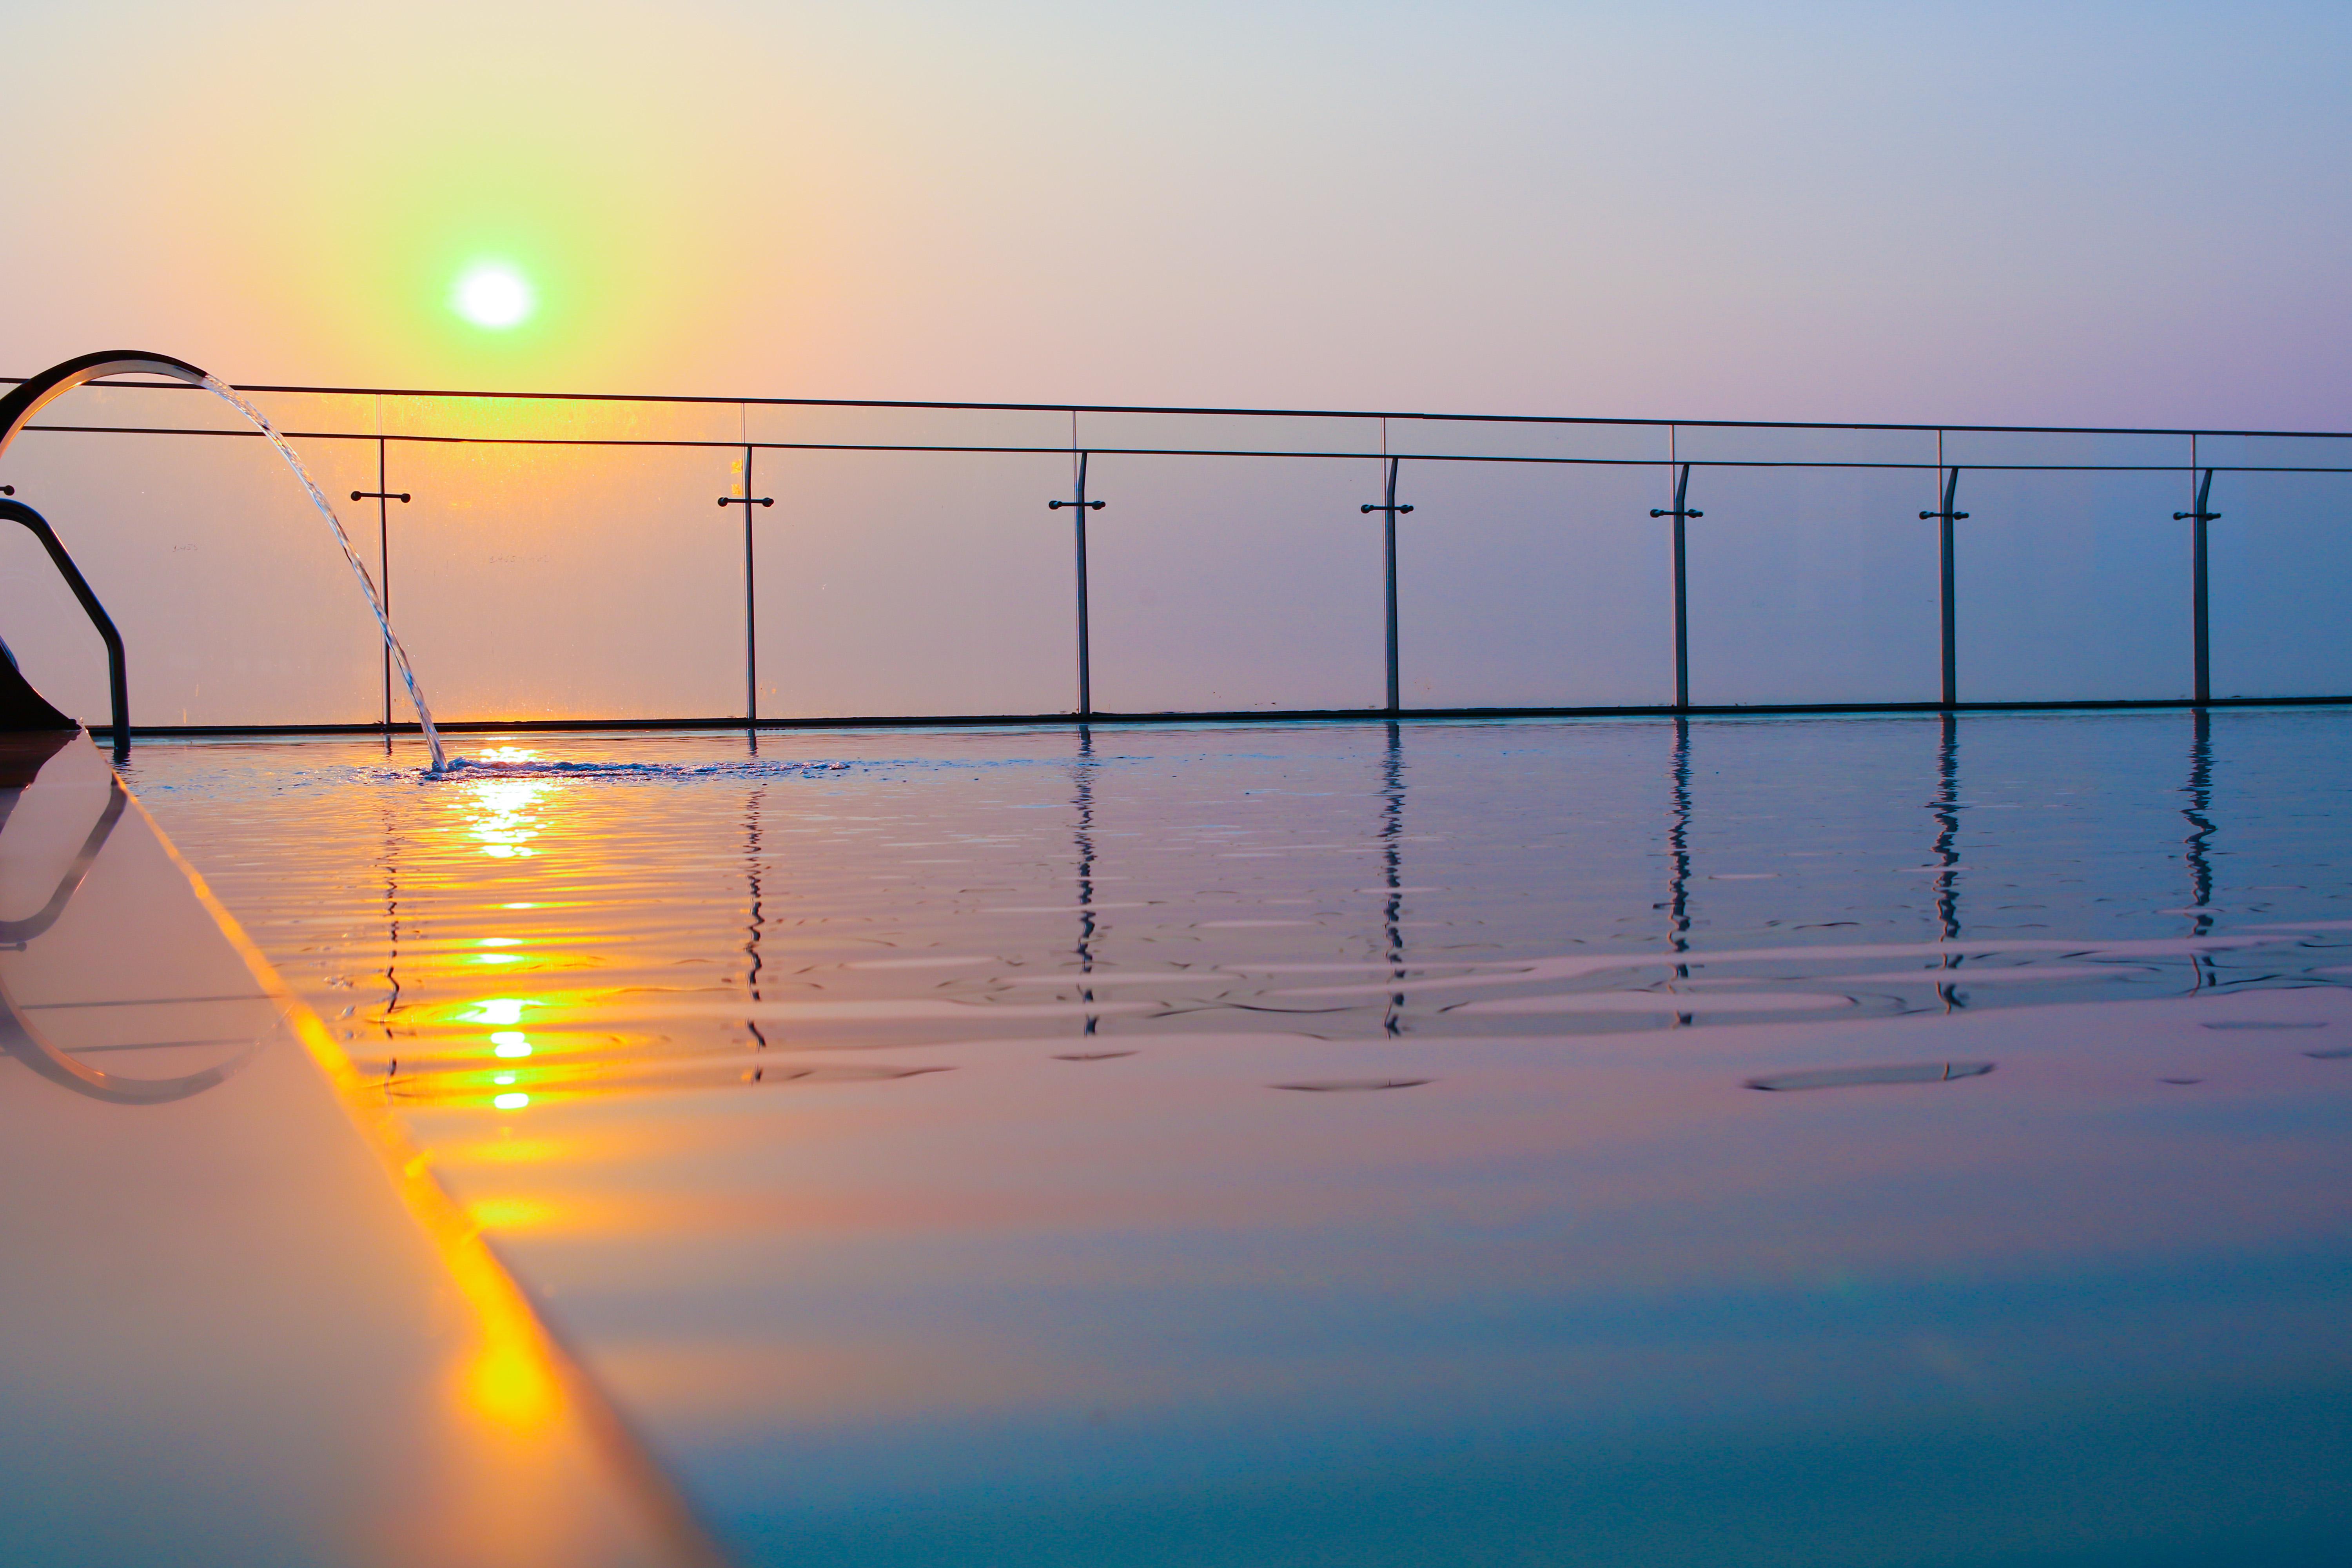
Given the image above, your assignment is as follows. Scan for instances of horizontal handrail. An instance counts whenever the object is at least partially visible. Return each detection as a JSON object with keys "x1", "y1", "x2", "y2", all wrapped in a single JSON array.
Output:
[
  {"x1": 7, "y1": 420, "x2": 2352, "y2": 474},
  {"x1": 3, "y1": 373, "x2": 2349, "y2": 441}
]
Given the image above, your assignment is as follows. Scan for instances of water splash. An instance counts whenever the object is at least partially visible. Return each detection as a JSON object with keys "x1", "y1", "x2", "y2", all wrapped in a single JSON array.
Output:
[{"x1": 198, "y1": 377, "x2": 448, "y2": 772}]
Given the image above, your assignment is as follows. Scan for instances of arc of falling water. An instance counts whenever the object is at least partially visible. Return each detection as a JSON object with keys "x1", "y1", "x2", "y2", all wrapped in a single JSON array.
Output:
[
  {"x1": 198, "y1": 379, "x2": 446, "y2": 771},
  {"x1": 0, "y1": 353, "x2": 449, "y2": 772}
]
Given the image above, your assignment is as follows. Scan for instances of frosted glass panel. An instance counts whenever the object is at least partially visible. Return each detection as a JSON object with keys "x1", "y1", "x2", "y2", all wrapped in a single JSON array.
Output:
[
  {"x1": 1085, "y1": 453, "x2": 1382, "y2": 712},
  {"x1": 1682, "y1": 466, "x2": 1941, "y2": 706},
  {"x1": 1397, "y1": 459, "x2": 1672, "y2": 708},
  {"x1": 1953, "y1": 469, "x2": 2189, "y2": 702},
  {"x1": 752, "y1": 449, "x2": 1071, "y2": 718}
]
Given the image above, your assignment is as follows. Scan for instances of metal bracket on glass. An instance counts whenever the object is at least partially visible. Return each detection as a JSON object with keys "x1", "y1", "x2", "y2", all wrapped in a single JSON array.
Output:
[
  {"x1": 2176, "y1": 469, "x2": 2222, "y2": 705},
  {"x1": 1651, "y1": 465, "x2": 1703, "y2": 710}
]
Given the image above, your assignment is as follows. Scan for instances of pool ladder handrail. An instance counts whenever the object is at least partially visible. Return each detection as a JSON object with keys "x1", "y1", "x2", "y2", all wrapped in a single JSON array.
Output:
[
  {"x1": 0, "y1": 497, "x2": 127, "y2": 746},
  {"x1": 0, "y1": 351, "x2": 212, "y2": 751}
]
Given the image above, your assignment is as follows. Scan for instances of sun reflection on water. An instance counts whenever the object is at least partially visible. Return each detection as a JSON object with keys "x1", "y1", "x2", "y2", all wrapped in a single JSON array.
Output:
[{"x1": 457, "y1": 752, "x2": 553, "y2": 860}]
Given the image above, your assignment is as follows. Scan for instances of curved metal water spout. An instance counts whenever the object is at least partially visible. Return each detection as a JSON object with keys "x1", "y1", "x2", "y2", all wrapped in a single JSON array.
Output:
[
  {"x1": 1, "y1": 351, "x2": 449, "y2": 771},
  {"x1": 0, "y1": 349, "x2": 210, "y2": 466}
]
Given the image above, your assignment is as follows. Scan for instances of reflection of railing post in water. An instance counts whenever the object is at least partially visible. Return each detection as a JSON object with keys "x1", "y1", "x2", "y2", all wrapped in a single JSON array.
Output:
[
  {"x1": 1921, "y1": 456, "x2": 1967, "y2": 708},
  {"x1": 717, "y1": 443, "x2": 774, "y2": 724},
  {"x1": 744, "y1": 785, "x2": 769, "y2": 1054},
  {"x1": 349, "y1": 436, "x2": 411, "y2": 734},
  {"x1": 1650, "y1": 460, "x2": 1701, "y2": 710},
  {"x1": 1932, "y1": 713, "x2": 1963, "y2": 1010},
  {"x1": 1379, "y1": 719, "x2": 1405, "y2": 1036},
  {"x1": 1049, "y1": 452, "x2": 1105, "y2": 718},
  {"x1": 1362, "y1": 459, "x2": 1414, "y2": 713},
  {"x1": 376, "y1": 795, "x2": 404, "y2": 1069},
  {"x1": 2183, "y1": 710, "x2": 2217, "y2": 985},
  {"x1": 1664, "y1": 719, "x2": 1694, "y2": 1023},
  {"x1": 1072, "y1": 726, "x2": 1098, "y2": 1037},
  {"x1": 2176, "y1": 461, "x2": 2221, "y2": 706}
]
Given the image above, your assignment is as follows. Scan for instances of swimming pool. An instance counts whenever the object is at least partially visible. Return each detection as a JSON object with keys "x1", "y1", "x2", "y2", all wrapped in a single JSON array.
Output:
[{"x1": 126, "y1": 710, "x2": 2352, "y2": 1564}]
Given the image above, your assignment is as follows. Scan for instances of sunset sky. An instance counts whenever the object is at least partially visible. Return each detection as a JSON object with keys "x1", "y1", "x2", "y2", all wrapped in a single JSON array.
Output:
[{"x1": 4, "y1": 0, "x2": 2345, "y2": 428}]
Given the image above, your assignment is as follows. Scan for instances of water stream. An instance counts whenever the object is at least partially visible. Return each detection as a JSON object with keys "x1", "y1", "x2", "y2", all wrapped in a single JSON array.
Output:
[{"x1": 198, "y1": 377, "x2": 448, "y2": 771}]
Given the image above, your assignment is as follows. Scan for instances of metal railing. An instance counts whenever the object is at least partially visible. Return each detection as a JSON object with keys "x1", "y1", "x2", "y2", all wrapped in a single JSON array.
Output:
[{"x1": 2, "y1": 374, "x2": 2349, "y2": 733}]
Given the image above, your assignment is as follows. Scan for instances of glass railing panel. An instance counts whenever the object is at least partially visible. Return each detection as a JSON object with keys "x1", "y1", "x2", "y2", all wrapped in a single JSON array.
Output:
[
  {"x1": 19, "y1": 379, "x2": 245, "y2": 437},
  {"x1": 1382, "y1": 418, "x2": 1669, "y2": 464},
  {"x1": 13, "y1": 381, "x2": 380, "y2": 444},
  {"x1": 2192, "y1": 433, "x2": 2352, "y2": 472},
  {"x1": 0, "y1": 427, "x2": 382, "y2": 726},
  {"x1": 746, "y1": 403, "x2": 1069, "y2": 454},
  {"x1": 1672, "y1": 424, "x2": 1938, "y2": 468},
  {"x1": 1395, "y1": 458, "x2": 1671, "y2": 708},
  {"x1": 1952, "y1": 469, "x2": 2190, "y2": 702},
  {"x1": 384, "y1": 442, "x2": 741, "y2": 722},
  {"x1": 1084, "y1": 452, "x2": 1384, "y2": 712},
  {"x1": 1682, "y1": 465, "x2": 1941, "y2": 706},
  {"x1": 2208, "y1": 470, "x2": 2352, "y2": 698},
  {"x1": 377, "y1": 393, "x2": 742, "y2": 447},
  {"x1": 1075, "y1": 410, "x2": 1380, "y2": 458},
  {"x1": 751, "y1": 448, "x2": 1071, "y2": 718},
  {"x1": 1940, "y1": 428, "x2": 2189, "y2": 472}
]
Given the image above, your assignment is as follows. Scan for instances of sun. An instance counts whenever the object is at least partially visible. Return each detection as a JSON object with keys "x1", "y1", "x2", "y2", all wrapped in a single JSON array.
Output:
[{"x1": 452, "y1": 263, "x2": 535, "y2": 329}]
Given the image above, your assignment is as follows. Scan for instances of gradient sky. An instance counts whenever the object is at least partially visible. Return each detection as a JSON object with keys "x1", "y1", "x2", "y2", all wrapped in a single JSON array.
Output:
[{"x1": 2, "y1": 0, "x2": 2345, "y2": 427}]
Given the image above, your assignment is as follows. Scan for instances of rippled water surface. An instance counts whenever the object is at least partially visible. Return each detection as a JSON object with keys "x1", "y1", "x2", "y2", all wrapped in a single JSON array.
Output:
[{"x1": 129, "y1": 712, "x2": 2352, "y2": 1565}]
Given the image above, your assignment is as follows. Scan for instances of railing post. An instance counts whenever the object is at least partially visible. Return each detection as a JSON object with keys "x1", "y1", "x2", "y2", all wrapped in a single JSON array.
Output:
[
  {"x1": 1921, "y1": 458, "x2": 1967, "y2": 708},
  {"x1": 348, "y1": 436, "x2": 410, "y2": 732},
  {"x1": 1650, "y1": 459, "x2": 1701, "y2": 709},
  {"x1": 1049, "y1": 451, "x2": 1105, "y2": 717},
  {"x1": 1361, "y1": 457, "x2": 1413, "y2": 713},
  {"x1": 2175, "y1": 464, "x2": 2219, "y2": 705},
  {"x1": 715, "y1": 443, "x2": 774, "y2": 723}
]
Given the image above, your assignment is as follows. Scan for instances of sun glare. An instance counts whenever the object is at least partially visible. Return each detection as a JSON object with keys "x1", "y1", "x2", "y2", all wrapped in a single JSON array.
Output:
[{"x1": 452, "y1": 263, "x2": 535, "y2": 329}]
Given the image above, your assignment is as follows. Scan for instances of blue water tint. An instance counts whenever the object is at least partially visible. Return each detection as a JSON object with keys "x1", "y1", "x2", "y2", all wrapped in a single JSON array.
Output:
[{"x1": 126, "y1": 710, "x2": 2352, "y2": 1564}]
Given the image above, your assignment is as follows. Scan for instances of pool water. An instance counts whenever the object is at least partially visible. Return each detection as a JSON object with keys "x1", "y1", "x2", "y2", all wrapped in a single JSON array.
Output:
[{"x1": 129, "y1": 712, "x2": 2352, "y2": 1565}]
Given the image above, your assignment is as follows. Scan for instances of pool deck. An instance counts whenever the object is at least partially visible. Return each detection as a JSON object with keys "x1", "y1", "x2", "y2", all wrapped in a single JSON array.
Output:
[{"x1": 0, "y1": 731, "x2": 720, "y2": 1568}]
